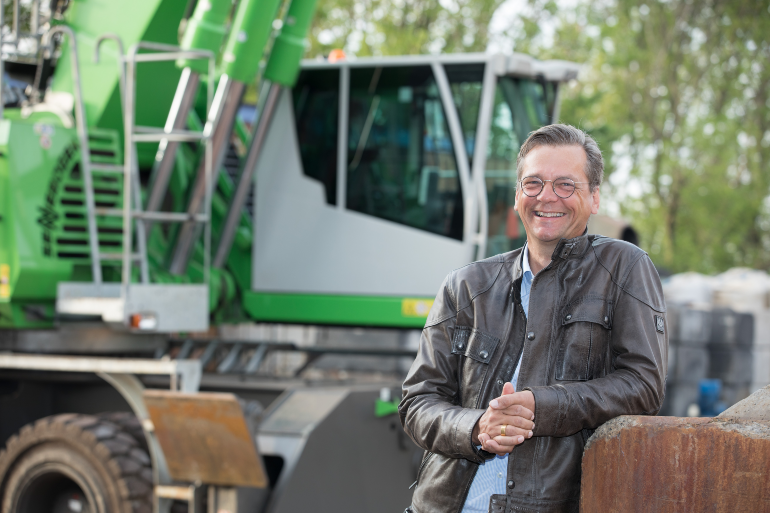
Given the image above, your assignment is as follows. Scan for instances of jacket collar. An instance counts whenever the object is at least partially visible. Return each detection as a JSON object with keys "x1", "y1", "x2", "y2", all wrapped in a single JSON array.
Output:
[
  {"x1": 510, "y1": 228, "x2": 590, "y2": 282},
  {"x1": 551, "y1": 228, "x2": 590, "y2": 261}
]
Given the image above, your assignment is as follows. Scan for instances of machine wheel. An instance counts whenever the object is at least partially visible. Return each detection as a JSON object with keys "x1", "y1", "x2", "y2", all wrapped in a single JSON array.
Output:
[
  {"x1": 96, "y1": 412, "x2": 149, "y2": 453},
  {"x1": 0, "y1": 414, "x2": 153, "y2": 513}
]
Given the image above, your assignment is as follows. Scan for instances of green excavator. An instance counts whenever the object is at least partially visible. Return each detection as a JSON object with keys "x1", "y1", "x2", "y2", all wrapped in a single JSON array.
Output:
[{"x1": 0, "y1": 0, "x2": 585, "y2": 511}]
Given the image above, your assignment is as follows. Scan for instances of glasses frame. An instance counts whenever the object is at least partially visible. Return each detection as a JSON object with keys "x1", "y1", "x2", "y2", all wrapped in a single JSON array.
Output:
[{"x1": 518, "y1": 177, "x2": 590, "y2": 199}]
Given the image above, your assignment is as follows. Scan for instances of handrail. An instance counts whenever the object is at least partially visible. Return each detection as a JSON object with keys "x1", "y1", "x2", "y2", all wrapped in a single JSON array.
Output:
[
  {"x1": 41, "y1": 26, "x2": 102, "y2": 283},
  {"x1": 94, "y1": 33, "x2": 150, "y2": 284},
  {"x1": 122, "y1": 43, "x2": 215, "y2": 290}
]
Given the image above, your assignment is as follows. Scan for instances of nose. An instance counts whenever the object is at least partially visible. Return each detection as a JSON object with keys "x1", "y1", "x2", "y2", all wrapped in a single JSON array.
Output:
[{"x1": 536, "y1": 181, "x2": 559, "y2": 202}]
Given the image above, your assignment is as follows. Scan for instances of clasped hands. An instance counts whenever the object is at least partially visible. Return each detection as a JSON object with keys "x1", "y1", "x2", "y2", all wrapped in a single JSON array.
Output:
[{"x1": 472, "y1": 382, "x2": 535, "y2": 455}]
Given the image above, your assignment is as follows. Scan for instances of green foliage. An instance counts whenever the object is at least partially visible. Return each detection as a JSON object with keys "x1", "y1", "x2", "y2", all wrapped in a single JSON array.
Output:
[
  {"x1": 505, "y1": 0, "x2": 770, "y2": 273},
  {"x1": 307, "y1": 0, "x2": 506, "y2": 57}
]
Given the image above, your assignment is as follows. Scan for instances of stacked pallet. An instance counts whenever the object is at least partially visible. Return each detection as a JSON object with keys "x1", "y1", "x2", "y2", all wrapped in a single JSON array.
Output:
[{"x1": 660, "y1": 306, "x2": 712, "y2": 416}]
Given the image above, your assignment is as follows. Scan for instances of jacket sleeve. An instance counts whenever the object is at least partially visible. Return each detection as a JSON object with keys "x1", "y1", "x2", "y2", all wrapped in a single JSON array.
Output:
[
  {"x1": 398, "y1": 274, "x2": 487, "y2": 463},
  {"x1": 525, "y1": 254, "x2": 668, "y2": 437}
]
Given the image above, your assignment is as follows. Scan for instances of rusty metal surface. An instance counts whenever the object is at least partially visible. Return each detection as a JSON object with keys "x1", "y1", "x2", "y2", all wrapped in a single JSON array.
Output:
[
  {"x1": 581, "y1": 415, "x2": 770, "y2": 512},
  {"x1": 143, "y1": 390, "x2": 267, "y2": 488}
]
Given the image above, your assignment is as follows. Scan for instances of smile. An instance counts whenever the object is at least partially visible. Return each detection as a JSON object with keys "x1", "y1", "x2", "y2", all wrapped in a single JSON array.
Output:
[{"x1": 534, "y1": 212, "x2": 565, "y2": 218}]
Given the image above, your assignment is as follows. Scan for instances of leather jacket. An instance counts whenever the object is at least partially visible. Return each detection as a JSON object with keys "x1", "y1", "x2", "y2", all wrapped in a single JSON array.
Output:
[{"x1": 399, "y1": 234, "x2": 668, "y2": 513}]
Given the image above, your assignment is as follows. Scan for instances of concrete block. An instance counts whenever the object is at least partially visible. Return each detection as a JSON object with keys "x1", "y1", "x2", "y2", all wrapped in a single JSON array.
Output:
[
  {"x1": 752, "y1": 347, "x2": 770, "y2": 386},
  {"x1": 718, "y1": 384, "x2": 770, "y2": 422},
  {"x1": 709, "y1": 308, "x2": 753, "y2": 347},
  {"x1": 581, "y1": 416, "x2": 770, "y2": 512},
  {"x1": 721, "y1": 382, "x2": 752, "y2": 408},
  {"x1": 659, "y1": 381, "x2": 699, "y2": 417},
  {"x1": 670, "y1": 307, "x2": 711, "y2": 345},
  {"x1": 748, "y1": 314, "x2": 770, "y2": 348},
  {"x1": 668, "y1": 346, "x2": 709, "y2": 382},
  {"x1": 708, "y1": 346, "x2": 753, "y2": 384}
]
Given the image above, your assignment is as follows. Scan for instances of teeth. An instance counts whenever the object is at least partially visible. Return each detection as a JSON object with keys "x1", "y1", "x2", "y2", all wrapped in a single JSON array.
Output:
[{"x1": 535, "y1": 212, "x2": 565, "y2": 218}]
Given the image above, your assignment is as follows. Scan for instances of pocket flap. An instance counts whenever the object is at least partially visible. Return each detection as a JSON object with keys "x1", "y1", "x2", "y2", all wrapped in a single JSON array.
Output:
[
  {"x1": 452, "y1": 326, "x2": 500, "y2": 364},
  {"x1": 561, "y1": 297, "x2": 613, "y2": 329}
]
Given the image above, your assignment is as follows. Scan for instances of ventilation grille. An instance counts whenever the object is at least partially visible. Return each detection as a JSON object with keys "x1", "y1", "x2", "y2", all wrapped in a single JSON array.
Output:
[{"x1": 53, "y1": 131, "x2": 124, "y2": 262}]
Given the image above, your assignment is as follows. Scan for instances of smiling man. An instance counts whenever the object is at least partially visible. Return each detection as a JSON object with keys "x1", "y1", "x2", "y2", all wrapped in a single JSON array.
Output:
[{"x1": 400, "y1": 124, "x2": 668, "y2": 513}]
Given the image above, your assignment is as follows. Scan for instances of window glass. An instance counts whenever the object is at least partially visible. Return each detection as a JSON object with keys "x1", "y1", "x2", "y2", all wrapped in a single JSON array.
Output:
[
  {"x1": 293, "y1": 69, "x2": 339, "y2": 205},
  {"x1": 346, "y1": 66, "x2": 463, "y2": 240},
  {"x1": 446, "y1": 68, "x2": 551, "y2": 256},
  {"x1": 445, "y1": 64, "x2": 484, "y2": 166}
]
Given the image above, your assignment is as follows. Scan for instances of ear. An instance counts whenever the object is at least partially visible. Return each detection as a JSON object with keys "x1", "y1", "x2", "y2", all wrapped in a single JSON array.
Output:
[
  {"x1": 514, "y1": 186, "x2": 521, "y2": 212},
  {"x1": 590, "y1": 187, "x2": 600, "y2": 215}
]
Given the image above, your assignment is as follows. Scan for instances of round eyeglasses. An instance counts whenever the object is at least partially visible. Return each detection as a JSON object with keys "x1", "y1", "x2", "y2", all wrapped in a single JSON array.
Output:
[{"x1": 518, "y1": 177, "x2": 589, "y2": 199}]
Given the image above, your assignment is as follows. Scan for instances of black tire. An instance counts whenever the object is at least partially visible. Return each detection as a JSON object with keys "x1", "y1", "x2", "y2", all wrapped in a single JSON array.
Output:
[
  {"x1": 96, "y1": 412, "x2": 149, "y2": 453},
  {"x1": 0, "y1": 414, "x2": 153, "y2": 513}
]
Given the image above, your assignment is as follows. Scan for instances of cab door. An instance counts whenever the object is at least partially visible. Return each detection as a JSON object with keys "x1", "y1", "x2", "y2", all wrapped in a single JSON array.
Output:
[{"x1": 247, "y1": 61, "x2": 475, "y2": 327}]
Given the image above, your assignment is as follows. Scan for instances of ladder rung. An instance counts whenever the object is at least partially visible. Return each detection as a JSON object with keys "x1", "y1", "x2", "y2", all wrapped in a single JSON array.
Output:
[
  {"x1": 132, "y1": 126, "x2": 208, "y2": 143},
  {"x1": 90, "y1": 163, "x2": 125, "y2": 174},
  {"x1": 100, "y1": 252, "x2": 142, "y2": 261},
  {"x1": 94, "y1": 208, "x2": 208, "y2": 223}
]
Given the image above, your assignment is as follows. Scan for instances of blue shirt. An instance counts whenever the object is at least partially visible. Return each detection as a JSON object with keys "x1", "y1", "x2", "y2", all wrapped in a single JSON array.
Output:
[{"x1": 462, "y1": 247, "x2": 533, "y2": 512}]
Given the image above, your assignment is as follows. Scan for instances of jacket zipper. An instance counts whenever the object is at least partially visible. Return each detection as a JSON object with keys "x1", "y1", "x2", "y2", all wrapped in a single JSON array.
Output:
[
  {"x1": 456, "y1": 463, "x2": 481, "y2": 512},
  {"x1": 409, "y1": 451, "x2": 436, "y2": 490}
]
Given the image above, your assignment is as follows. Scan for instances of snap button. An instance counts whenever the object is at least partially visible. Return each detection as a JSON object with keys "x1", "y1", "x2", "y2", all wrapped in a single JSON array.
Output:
[
  {"x1": 497, "y1": 379, "x2": 504, "y2": 386},
  {"x1": 508, "y1": 480, "x2": 515, "y2": 488},
  {"x1": 457, "y1": 343, "x2": 464, "y2": 350},
  {"x1": 565, "y1": 314, "x2": 572, "y2": 321},
  {"x1": 479, "y1": 350, "x2": 489, "y2": 359},
  {"x1": 604, "y1": 316, "x2": 609, "y2": 324},
  {"x1": 527, "y1": 332, "x2": 535, "y2": 340}
]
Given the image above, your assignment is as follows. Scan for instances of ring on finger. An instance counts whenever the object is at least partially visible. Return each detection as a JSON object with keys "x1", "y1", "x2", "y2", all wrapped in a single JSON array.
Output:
[{"x1": 501, "y1": 424, "x2": 507, "y2": 436}]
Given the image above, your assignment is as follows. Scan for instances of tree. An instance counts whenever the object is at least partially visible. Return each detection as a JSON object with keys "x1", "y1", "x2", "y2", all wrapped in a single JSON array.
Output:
[
  {"x1": 498, "y1": 0, "x2": 770, "y2": 273},
  {"x1": 307, "y1": 0, "x2": 506, "y2": 57}
]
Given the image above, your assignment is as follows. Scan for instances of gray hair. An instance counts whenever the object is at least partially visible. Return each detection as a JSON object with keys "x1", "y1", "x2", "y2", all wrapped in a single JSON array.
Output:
[{"x1": 516, "y1": 124, "x2": 604, "y2": 191}]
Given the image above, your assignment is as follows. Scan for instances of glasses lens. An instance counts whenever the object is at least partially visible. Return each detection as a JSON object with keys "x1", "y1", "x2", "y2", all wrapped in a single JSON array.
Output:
[
  {"x1": 554, "y1": 179, "x2": 576, "y2": 198},
  {"x1": 521, "y1": 178, "x2": 543, "y2": 196}
]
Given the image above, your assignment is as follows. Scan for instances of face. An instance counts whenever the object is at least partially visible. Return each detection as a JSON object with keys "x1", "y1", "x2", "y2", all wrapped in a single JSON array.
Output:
[{"x1": 514, "y1": 144, "x2": 600, "y2": 246}]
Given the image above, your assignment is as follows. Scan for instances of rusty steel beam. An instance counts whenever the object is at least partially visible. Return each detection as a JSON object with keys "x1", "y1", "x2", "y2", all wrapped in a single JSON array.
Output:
[{"x1": 581, "y1": 414, "x2": 770, "y2": 512}]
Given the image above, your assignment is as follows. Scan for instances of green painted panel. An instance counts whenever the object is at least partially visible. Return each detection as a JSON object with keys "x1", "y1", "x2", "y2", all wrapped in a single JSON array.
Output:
[
  {"x1": 2, "y1": 119, "x2": 78, "y2": 301},
  {"x1": 50, "y1": 0, "x2": 189, "y2": 166},
  {"x1": 242, "y1": 291, "x2": 434, "y2": 328}
]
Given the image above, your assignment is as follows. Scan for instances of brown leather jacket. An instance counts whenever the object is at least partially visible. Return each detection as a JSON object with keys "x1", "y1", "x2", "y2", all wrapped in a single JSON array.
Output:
[{"x1": 399, "y1": 234, "x2": 668, "y2": 513}]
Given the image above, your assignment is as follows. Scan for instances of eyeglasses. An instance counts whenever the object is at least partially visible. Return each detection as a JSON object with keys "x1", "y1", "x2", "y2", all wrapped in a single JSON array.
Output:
[{"x1": 518, "y1": 177, "x2": 589, "y2": 199}]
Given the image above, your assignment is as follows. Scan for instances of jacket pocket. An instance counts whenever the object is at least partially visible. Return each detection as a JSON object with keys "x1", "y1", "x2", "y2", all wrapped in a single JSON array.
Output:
[
  {"x1": 451, "y1": 326, "x2": 500, "y2": 363},
  {"x1": 556, "y1": 297, "x2": 612, "y2": 381},
  {"x1": 451, "y1": 326, "x2": 501, "y2": 407}
]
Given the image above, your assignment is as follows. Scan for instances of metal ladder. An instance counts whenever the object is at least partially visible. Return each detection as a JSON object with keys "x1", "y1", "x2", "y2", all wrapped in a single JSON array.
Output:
[
  {"x1": 96, "y1": 38, "x2": 215, "y2": 290},
  {"x1": 53, "y1": 28, "x2": 215, "y2": 331}
]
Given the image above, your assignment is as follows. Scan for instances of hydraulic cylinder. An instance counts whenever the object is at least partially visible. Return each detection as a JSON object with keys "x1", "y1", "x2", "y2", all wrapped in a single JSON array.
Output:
[
  {"x1": 214, "y1": 0, "x2": 319, "y2": 268},
  {"x1": 146, "y1": 0, "x2": 231, "y2": 218},
  {"x1": 171, "y1": 0, "x2": 283, "y2": 275},
  {"x1": 264, "y1": 0, "x2": 319, "y2": 87}
]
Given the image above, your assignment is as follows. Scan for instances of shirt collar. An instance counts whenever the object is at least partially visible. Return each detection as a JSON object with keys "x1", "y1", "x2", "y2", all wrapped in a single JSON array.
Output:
[{"x1": 522, "y1": 245, "x2": 532, "y2": 277}]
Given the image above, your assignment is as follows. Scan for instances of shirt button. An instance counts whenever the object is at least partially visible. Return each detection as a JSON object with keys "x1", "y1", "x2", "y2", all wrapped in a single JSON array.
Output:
[
  {"x1": 479, "y1": 350, "x2": 489, "y2": 359},
  {"x1": 497, "y1": 472, "x2": 503, "y2": 478},
  {"x1": 527, "y1": 332, "x2": 535, "y2": 340},
  {"x1": 508, "y1": 480, "x2": 515, "y2": 488},
  {"x1": 565, "y1": 314, "x2": 572, "y2": 321}
]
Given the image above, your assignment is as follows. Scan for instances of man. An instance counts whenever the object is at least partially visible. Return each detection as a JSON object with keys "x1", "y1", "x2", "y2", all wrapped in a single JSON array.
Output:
[{"x1": 399, "y1": 124, "x2": 668, "y2": 513}]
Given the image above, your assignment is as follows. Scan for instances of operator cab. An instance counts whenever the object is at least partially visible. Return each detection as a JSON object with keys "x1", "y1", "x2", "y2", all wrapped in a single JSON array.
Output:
[{"x1": 246, "y1": 53, "x2": 579, "y2": 325}]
